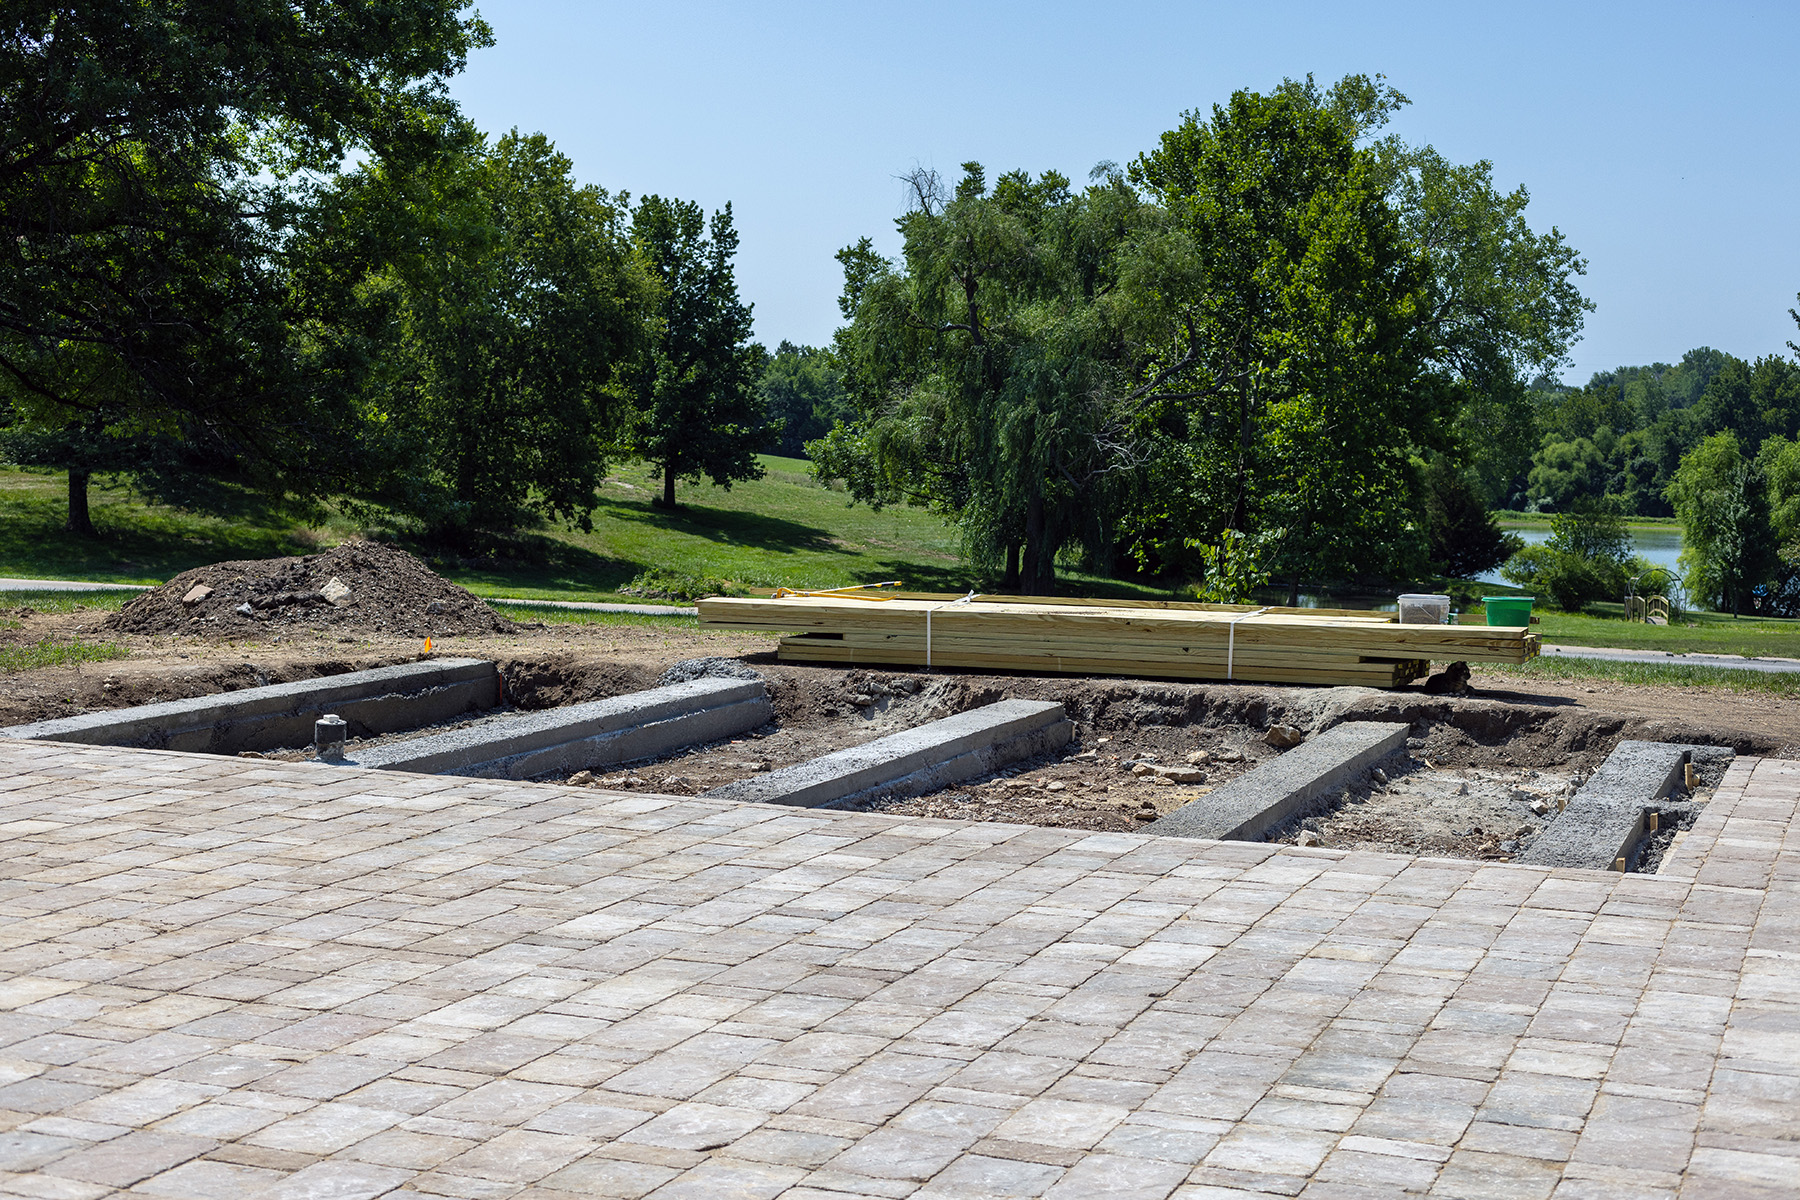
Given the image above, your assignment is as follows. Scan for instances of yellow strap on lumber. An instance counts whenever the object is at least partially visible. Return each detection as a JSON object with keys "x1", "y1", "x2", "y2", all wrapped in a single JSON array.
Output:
[{"x1": 769, "y1": 581, "x2": 903, "y2": 600}]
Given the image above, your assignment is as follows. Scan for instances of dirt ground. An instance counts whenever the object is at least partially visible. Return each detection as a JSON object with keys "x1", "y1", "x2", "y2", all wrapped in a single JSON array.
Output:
[{"x1": 1, "y1": 605, "x2": 1788, "y2": 865}]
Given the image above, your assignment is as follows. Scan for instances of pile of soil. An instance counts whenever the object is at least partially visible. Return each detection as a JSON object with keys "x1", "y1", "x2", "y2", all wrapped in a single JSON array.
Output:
[{"x1": 107, "y1": 540, "x2": 518, "y2": 639}]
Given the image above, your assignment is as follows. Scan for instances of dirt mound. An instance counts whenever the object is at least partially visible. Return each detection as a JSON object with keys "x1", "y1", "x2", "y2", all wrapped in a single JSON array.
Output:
[{"x1": 107, "y1": 540, "x2": 518, "y2": 639}]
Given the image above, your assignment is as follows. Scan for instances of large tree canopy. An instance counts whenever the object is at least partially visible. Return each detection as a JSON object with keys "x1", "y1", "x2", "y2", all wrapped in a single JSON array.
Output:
[
  {"x1": 291, "y1": 129, "x2": 647, "y2": 535},
  {"x1": 818, "y1": 164, "x2": 1146, "y2": 592},
  {"x1": 821, "y1": 75, "x2": 1591, "y2": 596},
  {"x1": 1125, "y1": 79, "x2": 1440, "y2": 594},
  {"x1": 0, "y1": 0, "x2": 491, "y2": 513}
]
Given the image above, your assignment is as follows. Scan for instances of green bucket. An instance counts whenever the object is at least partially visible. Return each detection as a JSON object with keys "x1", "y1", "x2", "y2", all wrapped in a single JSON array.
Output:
[{"x1": 1483, "y1": 596, "x2": 1534, "y2": 626}]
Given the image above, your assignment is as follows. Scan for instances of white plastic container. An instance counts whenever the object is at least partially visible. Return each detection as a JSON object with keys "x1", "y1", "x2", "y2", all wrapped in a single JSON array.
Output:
[{"x1": 1397, "y1": 593, "x2": 1451, "y2": 625}]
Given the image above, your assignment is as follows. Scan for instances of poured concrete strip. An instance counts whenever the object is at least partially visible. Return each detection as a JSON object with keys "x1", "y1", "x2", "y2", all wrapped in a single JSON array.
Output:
[
  {"x1": 1145, "y1": 721, "x2": 1410, "y2": 842},
  {"x1": 342, "y1": 676, "x2": 771, "y2": 779},
  {"x1": 1, "y1": 658, "x2": 500, "y2": 754},
  {"x1": 707, "y1": 699, "x2": 1072, "y2": 808},
  {"x1": 1516, "y1": 740, "x2": 1732, "y2": 871}
]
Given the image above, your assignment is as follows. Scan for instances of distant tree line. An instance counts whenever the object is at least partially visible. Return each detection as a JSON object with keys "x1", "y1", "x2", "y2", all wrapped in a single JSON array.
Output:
[
  {"x1": 1472, "y1": 311, "x2": 1800, "y2": 615},
  {"x1": 0, "y1": 1, "x2": 774, "y2": 543}
]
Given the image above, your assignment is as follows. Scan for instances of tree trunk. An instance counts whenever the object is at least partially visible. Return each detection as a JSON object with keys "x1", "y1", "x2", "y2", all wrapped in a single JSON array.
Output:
[
  {"x1": 1288, "y1": 575, "x2": 1301, "y2": 607},
  {"x1": 1002, "y1": 543, "x2": 1020, "y2": 590},
  {"x1": 1021, "y1": 493, "x2": 1054, "y2": 595},
  {"x1": 657, "y1": 464, "x2": 677, "y2": 509},
  {"x1": 66, "y1": 468, "x2": 96, "y2": 537}
]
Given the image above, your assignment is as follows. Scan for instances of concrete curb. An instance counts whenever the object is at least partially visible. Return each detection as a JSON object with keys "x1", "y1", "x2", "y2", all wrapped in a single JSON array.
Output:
[
  {"x1": 708, "y1": 699, "x2": 1073, "y2": 809},
  {"x1": 1, "y1": 658, "x2": 500, "y2": 754},
  {"x1": 343, "y1": 676, "x2": 770, "y2": 779},
  {"x1": 1146, "y1": 721, "x2": 1410, "y2": 841},
  {"x1": 1516, "y1": 740, "x2": 1734, "y2": 870}
]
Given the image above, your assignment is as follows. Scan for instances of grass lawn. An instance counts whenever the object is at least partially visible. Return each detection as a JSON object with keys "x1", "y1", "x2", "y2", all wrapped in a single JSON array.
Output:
[
  {"x1": 1488, "y1": 655, "x2": 1800, "y2": 697},
  {"x1": 1492, "y1": 510, "x2": 1682, "y2": 532},
  {"x1": 0, "y1": 469, "x2": 326, "y2": 584},
  {"x1": 10, "y1": 461, "x2": 1800, "y2": 662},
  {"x1": 0, "y1": 459, "x2": 1179, "y2": 605}
]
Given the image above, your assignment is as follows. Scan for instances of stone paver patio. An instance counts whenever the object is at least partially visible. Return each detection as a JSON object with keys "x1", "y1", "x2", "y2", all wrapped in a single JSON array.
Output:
[{"x1": 0, "y1": 739, "x2": 1794, "y2": 1199}]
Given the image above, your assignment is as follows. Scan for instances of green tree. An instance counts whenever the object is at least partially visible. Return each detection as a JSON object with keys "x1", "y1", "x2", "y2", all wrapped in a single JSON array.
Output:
[
  {"x1": 294, "y1": 129, "x2": 647, "y2": 536},
  {"x1": 1547, "y1": 496, "x2": 1631, "y2": 566},
  {"x1": 1127, "y1": 78, "x2": 1438, "y2": 597},
  {"x1": 1696, "y1": 355, "x2": 1800, "y2": 446},
  {"x1": 627, "y1": 198, "x2": 774, "y2": 509},
  {"x1": 1667, "y1": 431, "x2": 1778, "y2": 615},
  {"x1": 1422, "y1": 458, "x2": 1520, "y2": 578},
  {"x1": 0, "y1": 0, "x2": 491, "y2": 526},
  {"x1": 1378, "y1": 143, "x2": 1592, "y2": 511},
  {"x1": 761, "y1": 342, "x2": 851, "y2": 458}
]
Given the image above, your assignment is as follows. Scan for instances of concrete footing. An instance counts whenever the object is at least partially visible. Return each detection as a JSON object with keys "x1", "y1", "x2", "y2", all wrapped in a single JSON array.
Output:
[
  {"x1": 708, "y1": 699, "x2": 1072, "y2": 808},
  {"x1": 1146, "y1": 721, "x2": 1410, "y2": 841},
  {"x1": 1, "y1": 658, "x2": 500, "y2": 754},
  {"x1": 342, "y1": 676, "x2": 771, "y2": 779},
  {"x1": 1517, "y1": 740, "x2": 1733, "y2": 871}
]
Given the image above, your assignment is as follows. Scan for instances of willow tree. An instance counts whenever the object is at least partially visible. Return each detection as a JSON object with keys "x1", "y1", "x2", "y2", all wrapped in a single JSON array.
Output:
[{"x1": 816, "y1": 164, "x2": 1147, "y2": 593}]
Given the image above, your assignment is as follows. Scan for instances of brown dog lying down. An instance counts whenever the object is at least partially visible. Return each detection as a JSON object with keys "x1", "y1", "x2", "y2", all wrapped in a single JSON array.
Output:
[{"x1": 1421, "y1": 661, "x2": 1473, "y2": 695}]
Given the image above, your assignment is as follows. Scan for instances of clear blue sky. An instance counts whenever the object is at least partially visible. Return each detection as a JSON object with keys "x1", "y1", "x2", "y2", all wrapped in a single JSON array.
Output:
[{"x1": 448, "y1": 1, "x2": 1800, "y2": 386}]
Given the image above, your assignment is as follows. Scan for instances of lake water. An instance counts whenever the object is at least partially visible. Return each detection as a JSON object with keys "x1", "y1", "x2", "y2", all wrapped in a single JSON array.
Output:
[{"x1": 1474, "y1": 526, "x2": 1685, "y2": 588}]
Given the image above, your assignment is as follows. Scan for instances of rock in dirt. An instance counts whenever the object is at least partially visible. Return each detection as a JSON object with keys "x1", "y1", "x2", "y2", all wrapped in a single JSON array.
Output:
[
  {"x1": 181, "y1": 584, "x2": 212, "y2": 606},
  {"x1": 1297, "y1": 830, "x2": 1324, "y2": 847},
  {"x1": 320, "y1": 577, "x2": 352, "y2": 607},
  {"x1": 107, "y1": 540, "x2": 517, "y2": 639},
  {"x1": 1265, "y1": 724, "x2": 1305, "y2": 748}
]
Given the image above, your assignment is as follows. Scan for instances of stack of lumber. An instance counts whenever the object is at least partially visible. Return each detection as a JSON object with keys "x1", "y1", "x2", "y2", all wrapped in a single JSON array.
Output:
[{"x1": 698, "y1": 593, "x2": 1540, "y2": 688}]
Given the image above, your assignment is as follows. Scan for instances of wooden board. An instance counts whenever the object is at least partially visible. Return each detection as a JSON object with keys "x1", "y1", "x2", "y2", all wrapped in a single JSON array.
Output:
[
  {"x1": 699, "y1": 596, "x2": 1538, "y2": 665},
  {"x1": 698, "y1": 593, "x2": 1533, "y2": 688},
  {"x1": 777, "y1": 635, "x2": 1430, "y2": 687}
]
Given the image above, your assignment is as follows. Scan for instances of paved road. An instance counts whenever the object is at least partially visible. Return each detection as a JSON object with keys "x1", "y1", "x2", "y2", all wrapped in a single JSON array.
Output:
[
  {"x1": 0, "y1": 577, "x2": 151, "y2": 591},
  {"x1": 1538, "y1": 643, "x2": 1800, "y2": 675}
]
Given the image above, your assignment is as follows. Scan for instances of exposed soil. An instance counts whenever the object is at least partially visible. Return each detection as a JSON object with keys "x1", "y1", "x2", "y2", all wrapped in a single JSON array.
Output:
[
  {"x1": 106, "y1": 540, "x2": 516, "y2": 639},
  {"x1": 3, "y1": 572, "x2": 1795, "y2": 871}
]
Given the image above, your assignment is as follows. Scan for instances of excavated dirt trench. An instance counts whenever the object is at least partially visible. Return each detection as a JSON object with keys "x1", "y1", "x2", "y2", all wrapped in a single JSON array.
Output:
[
  {"x1": 491, "y1": 657, "x2": 1769, "y2": 864},
  {"x1": 18, "y1": 647, "x2": 1772, "y2": 868}
]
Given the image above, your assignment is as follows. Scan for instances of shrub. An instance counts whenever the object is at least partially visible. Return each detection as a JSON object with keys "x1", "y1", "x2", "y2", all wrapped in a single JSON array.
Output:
[
  {"x1": 1500, "y1": 544, "x2": 1612, "y2": 613},
  {"x1": 618, "y1": 568, "x2": 743, "y2": 602}
]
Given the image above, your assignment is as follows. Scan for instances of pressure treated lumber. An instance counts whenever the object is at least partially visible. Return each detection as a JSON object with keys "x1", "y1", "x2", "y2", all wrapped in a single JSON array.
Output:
[
  {"x1": 697, "y1": 593, "x2": 1537, "y2": 688},
  {"x1": 774, "y1": 637, "x2": 1426, "y2": 687}
]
